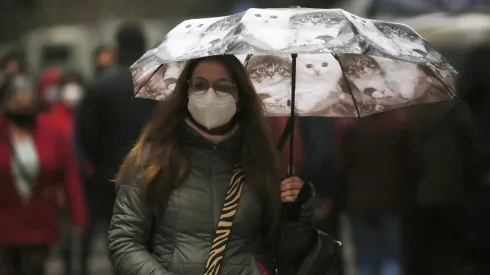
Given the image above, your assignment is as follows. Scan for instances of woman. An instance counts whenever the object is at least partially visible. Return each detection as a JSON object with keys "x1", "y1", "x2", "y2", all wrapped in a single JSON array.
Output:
[
  {"x1": 0, "y1": 75, "x2": 86, "y2": 275},
  {"x1": 109, "y1": 55, "x2": 316, "y2": 275}
]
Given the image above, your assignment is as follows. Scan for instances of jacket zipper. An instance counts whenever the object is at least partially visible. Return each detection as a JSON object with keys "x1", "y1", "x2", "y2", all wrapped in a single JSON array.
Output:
[{"x1": 209, "y1": 145, "x2": 217, "y2": 239}]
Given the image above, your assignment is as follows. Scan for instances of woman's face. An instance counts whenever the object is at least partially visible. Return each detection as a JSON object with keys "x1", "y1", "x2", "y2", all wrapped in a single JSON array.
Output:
[{"x1": 188, "y1": 60, "x2": 239, "y2": 100}]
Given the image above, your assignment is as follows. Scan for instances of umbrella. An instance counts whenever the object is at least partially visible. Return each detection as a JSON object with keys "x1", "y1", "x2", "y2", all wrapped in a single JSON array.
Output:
[{"x1": 129, "y1": 7, "x2": 458, "y2": 172}]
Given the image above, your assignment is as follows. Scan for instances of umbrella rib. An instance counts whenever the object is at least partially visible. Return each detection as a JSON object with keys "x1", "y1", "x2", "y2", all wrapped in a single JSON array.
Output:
[
  {"x1": 134, "y1": 64, "x2": 163, "y2": 98},
  {"x1": 426, "y1": 68, "x2": 458, "y2": 101},
  {"x1": 333, "y1": 53, "x2": 361, "y2": 118},
  {"x1": 243, "y1": 54, "x2": 253, "y2": 68},
  {"x1": 340, "y1": 10, "x2": 369, "y2": 55}
]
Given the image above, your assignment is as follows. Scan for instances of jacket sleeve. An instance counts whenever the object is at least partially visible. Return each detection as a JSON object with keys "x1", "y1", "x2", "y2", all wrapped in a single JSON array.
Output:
[
  {"x1": 108, "y1": 182, "x2": 178, "y2": 275},
  {"x1": 276, "y1": 182, "x2": 316, "y2": 265}
]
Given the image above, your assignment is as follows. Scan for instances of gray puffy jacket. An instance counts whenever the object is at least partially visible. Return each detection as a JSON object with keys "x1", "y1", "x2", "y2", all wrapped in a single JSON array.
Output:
[{"x1": 108, "y1": 126, "x2": 315, "y2": 275}]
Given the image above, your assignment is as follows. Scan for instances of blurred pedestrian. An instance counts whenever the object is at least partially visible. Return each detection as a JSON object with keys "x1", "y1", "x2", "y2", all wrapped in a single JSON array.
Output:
[
  {"x1": 333, "y1": 110, "x2": 422, "y2": 275},
  {"x1": 405, "y1": 103, "x2": 487, "y2": 275},
  {"x1": 36, "y1": 67, "x2": 63, "y2": 112},
  {"x1": 1, "y1": 52, "x2": 24, "y2": 77},
  {"x1": 0, "y1": 75, "x2": 86, "y2": 275},
  {"x1": 93, "y1": 46, "x2": 115, "y2": 79},
  {"x1": 75, "y1": 21, "x2": 156, "y2": 275},
  {"x1": 458, "y1": 44, "x2": 490, "y2": 274},
  {"x1": 44, "y1": 71, "x2": 86, "y2": 136},
  {"x1": 43, "y1": 70, "x2": 88, "y2": 275}
]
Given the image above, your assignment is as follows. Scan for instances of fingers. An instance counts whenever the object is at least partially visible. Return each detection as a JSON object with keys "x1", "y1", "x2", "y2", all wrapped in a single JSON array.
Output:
[
  {"x1": 281, "y1": 176, "x2": 304, "y2": 203},
  {"x1": 281, "y1": 177, "x2": 303, "y2": 192},
  {"x1": 282, "y1": 196, "x2": 298, "y2": 203},
  {"x1": 281, "y1": 189, "x2": 300, "y2": 200},
  {"x1": 282, "y1": 176, "x2": 301, "y2": 184}
]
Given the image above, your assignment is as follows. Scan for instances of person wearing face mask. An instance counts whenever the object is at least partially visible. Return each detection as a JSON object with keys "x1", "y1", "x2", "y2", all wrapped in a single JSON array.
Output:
[
  {"x1": 0, "y1": 75, "x2": 86, "y2": 275},
  {"x1": 108, "y1": 55, "x2": 318, "y2": 275},
  {"x1": 43, "y1": 71, "x2": 88, "y2": 275},
  {"x1": 44, "y1": 71, "x2": 86, "y2": 137},
  {"x1": 36, "y1": 67, "x2": 63, "y2": 112}
]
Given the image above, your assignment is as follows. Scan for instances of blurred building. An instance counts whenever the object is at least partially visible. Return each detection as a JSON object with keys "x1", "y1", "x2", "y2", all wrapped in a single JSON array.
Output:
[
  {"x1": 0, "y1": 0, "x2": 347, "y2": 78},
  {"x1": 0, "y1": 0, "x2": 236, "y2": 42}
]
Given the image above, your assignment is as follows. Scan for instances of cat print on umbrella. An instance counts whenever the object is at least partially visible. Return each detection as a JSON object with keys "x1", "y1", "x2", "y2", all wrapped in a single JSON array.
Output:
[
  {"x1": 164, "y1": 14, "x2": 243, "y2": 59},
  {"x1": 338, "y1": 54, "x2": 450, "y2": 114},
  {"x1": 245, "y1": 53, "x2": 450, "y2": 116},
  {"x1": 345, "y1": 11, "x2": 448, "y2": 66},
  {"x1": 234, "y1": 9, "x2": 354, "y2": 52},
  {"x1": 246, "y1": 54, "x2": 355, "y2": 116},
  {"x1": 132, "y1": 61, "x2": 187, "y2": 100},
  {"x1": 288, "y1": 10, "x2": 354, "y2": 49}
]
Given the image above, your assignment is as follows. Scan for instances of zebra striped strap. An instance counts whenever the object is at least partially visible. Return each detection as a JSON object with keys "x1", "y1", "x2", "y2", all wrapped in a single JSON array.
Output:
[{"x1": 204, "y1": 163, "x2": 245, "y2": 275}]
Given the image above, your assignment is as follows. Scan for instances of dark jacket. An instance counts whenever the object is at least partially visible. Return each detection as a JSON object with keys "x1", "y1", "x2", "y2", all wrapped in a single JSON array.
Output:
[
  {"x1": 75, "y1": 64, "x2": 156, "y2": 220},
  {"x1": 333, "y1": 111, "x2": 423, "y2": 213},
  {"x1": 409, "y1": 103, "x2": 486, "y2": 205},
  {"x1": 108, "y1": 125, "x2": 315, "y2": 275}
]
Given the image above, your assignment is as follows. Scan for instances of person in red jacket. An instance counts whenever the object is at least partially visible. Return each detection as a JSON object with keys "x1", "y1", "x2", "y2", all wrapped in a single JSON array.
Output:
[
  {"x1": 43, "y1": 70, "x2": 89, "y2": 275},
  {"x1": 36, "y1": 67, "x2": 63, "y2": 112},
  {"x1": 0, "y1": 75, "x2": 86, "y2": 275},
  {"x1": 44, "y1": 71, "x2": 86, "y2": 137}
]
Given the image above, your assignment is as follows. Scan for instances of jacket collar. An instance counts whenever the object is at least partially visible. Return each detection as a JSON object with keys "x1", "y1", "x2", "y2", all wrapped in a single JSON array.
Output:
[{"x1": 184, "y1": 119, "x2": 242, "y2": 161}]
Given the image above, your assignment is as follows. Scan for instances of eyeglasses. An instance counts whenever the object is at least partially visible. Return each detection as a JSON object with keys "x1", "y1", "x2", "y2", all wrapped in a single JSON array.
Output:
[{"x1": 188, "y1": 77, "x2": 237, "y2": 95}]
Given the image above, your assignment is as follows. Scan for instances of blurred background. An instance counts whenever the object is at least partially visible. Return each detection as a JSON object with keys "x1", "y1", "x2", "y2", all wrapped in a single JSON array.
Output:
[
  {"x1": 2, "y1": 0, "x2": 490, "y2": 85},
  {"x1": 1, "y1": 0, "x2": 490, "y2": 275}
]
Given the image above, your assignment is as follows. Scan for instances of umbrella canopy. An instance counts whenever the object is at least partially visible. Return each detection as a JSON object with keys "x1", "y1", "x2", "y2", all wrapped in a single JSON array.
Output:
[{"x1": 131, "y1": 8, "x2": 458, "y2": 117}]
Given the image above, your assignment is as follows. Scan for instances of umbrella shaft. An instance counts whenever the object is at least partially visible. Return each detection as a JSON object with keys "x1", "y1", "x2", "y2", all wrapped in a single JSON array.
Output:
[{"x1": 289, "y1": 54, "x2": 297, "y2": 177}]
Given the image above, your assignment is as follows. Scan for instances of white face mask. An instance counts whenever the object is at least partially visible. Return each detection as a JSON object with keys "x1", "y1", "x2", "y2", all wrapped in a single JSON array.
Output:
[
  {"x1": 61, "y1": 84, "x2": 83, "y2": 106},
  {"x1": 188, "y1": 88, "x2": 237, "y2": 130}
]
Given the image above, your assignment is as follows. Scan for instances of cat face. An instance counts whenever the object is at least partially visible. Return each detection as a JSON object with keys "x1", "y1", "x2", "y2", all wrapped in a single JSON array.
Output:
[
  {"x1": 251, "y1": 12, "x2": 280, "y2": 24},
  {"x1": 247, "y1": 56, "x2": 291, "y2": 84},
  {"x1": 343, "y1": 55, "x2": 380, "y2": 78},
  {"x1": 298, "y1": 59, "x2": 330, "y2": 77},
  {"x1": 290, "y1": 11, "x2": 343, "y2": 28},
  {"x1": 181, "y1": 22, "x2": 207, "y2": 34},
  {"x1": 376, "y1": 23, "x2": 419, "y2": 42}
]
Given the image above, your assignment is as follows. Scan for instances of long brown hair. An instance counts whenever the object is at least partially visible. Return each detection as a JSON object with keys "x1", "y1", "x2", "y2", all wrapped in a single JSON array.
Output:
[{"x1": 116, "y1": 55, "x2": 283, "y2": 225}]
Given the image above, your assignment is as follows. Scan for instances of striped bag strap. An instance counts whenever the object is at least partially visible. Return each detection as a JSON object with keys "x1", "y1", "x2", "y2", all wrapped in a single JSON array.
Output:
[{"x1": 204, "y1": 163, "x2": 245, "y2": 275}]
